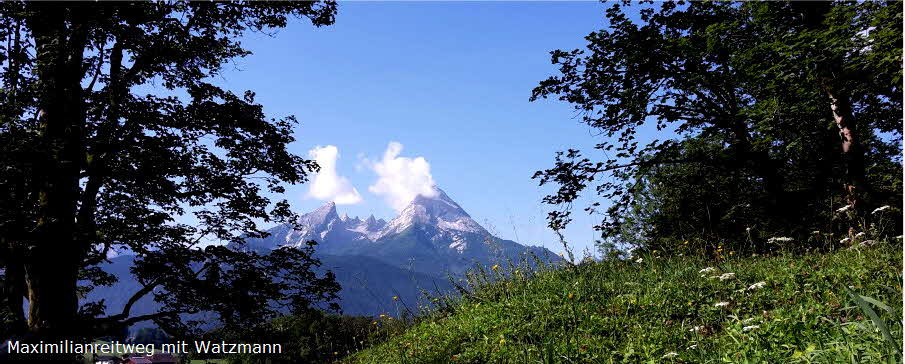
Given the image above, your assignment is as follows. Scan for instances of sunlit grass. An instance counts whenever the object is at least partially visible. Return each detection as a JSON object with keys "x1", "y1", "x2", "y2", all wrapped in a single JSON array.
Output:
[{"x1": 348, "y1": 242, "x2": 902, "y2": 363}]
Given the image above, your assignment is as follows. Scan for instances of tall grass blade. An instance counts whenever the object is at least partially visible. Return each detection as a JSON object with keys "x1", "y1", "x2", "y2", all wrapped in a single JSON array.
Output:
[
  {"x1": 844, "y1": 286, "x2": 901, "y2": 355},
  {"x1": 857, "y1": 294, "x2": 895, "y2": 313}
]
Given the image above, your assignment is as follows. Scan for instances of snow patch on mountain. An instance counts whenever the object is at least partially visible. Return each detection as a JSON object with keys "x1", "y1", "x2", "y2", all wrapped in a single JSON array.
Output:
[
  {"x1": 245, "y1": 187, "x2": 557, "y2": 272},
  {"x1": 449, "y1": 234, "x2": 467, "y2": 253},
  {"x1": 379, "y1": 188, "x2": 486, "y2": 237}
]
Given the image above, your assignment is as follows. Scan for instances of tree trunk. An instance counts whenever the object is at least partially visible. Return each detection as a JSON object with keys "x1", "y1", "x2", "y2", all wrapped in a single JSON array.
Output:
[
  {"x1": 727, "y1": 117, "x2": 788, "y2": 225},
  {"x1": 825, "y1": 86, "x2": 865, "y2": 212},
  {"x1": 0, "y1": 251, "x2": 26, "y2": 336},
  {"x1": 21, "y1": 4, "x2": 89, "y2": 346},
  {"x1": 24, "y1": 259, "x2": 80, "y2": 339},
  {"x1": 794, "y1": 2, "x2": 868, "y2": 218}
]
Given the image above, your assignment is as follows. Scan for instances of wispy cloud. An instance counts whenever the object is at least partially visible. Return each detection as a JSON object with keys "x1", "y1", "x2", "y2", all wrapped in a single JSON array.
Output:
[
  {"x1": 307, "y1": 145, "x2": 363, "y2": 205},
  {"x1": 367, "y1": 142, "x2": 437, "y2": 211}
]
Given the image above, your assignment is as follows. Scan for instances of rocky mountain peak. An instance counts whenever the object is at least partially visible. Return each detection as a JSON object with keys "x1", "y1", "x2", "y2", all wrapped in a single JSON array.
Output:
[
  {"x1": 410, "y1": 188, "x2": 470, "y2": 218},
  {"x1": 299, "y1": 201, "x2": 340, "y2": 230},
  {"x1": 381, "y1": 187, "x2": 485, "y2": 236},
  {"x1": 244, "y1": 187, "x2": 558, "y2": 278}
]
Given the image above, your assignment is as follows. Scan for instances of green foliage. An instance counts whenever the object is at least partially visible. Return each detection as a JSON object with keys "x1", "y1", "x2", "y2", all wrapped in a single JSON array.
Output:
[
  {"x1": 530, "y1": 1, "x2": 903, "y2": 255},
  {"x1": 0, "y1": 1, "x2": 340, "y2": 341},
  {"x1": 845, "y1": 287, "x2": 901, "y2": 357},
  {"x1": 349, "y1": 242, "x2": 902, "y2": 363}
]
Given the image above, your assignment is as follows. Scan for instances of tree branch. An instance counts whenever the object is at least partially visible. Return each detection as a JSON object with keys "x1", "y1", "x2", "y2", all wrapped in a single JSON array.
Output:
[
  {"x1": 84, "y1": 42, "x2": 105, "y2": 93},
  {"x1": 119, "y1": 310, "x2": 184, "y2": 327},
  {"x1": 591, "y1": 157, "x2": 701, "y2": 174},
  {"x1": 117, "y1": 279, "x2": 162, "y2": 320}
]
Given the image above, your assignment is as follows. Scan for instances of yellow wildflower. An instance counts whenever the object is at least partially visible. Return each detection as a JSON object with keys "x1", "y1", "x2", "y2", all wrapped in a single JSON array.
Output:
[{"x1": 491, "y1": 264, "x2": 500, "y2": 271}]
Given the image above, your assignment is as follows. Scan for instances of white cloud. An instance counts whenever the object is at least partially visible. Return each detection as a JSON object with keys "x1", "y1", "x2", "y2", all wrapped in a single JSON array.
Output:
[
  {"x1": 307, "y1": 145, "x2": 362, "y2": 205},
  {"x1": 368, "y1": 142, "x2": 438, "y2": 211}
]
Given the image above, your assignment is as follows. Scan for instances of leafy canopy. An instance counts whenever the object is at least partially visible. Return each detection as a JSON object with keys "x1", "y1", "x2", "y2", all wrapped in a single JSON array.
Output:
[
  {"x1": 0, "y1": 1, "x2": 341, "y2": 341},
  {"x1": 531, "y1": 1, "x2": 902, "y2": 254}
]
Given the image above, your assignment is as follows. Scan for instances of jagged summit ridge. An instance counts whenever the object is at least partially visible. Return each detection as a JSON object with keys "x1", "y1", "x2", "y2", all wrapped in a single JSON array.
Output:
[
  {"x1": 233, "y1": 188, "x2": 561, "y2": 314},
  {"x1": 240, "y1": 187, "x2": 560, "y2": 279},
  {"x1": 244, "y1": 186, "x2": 559, "y2": 275},
  {"x1": 380, "y1": 188, "x2": 485, "y2": 237},
  {"x1": 274, "y1": 188, "x2": 487, "y2": 250},
  {"x1": 298, "y1": 201, "x2": 339, "y2": 233}
]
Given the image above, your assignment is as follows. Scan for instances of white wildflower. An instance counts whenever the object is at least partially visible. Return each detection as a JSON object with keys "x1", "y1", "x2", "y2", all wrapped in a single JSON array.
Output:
[
  {"x1": 859, "y1": 240, "x2": 877, "y2": 248},
  {"x1": 836, "y1": 204, "x2": 852, "y2": 213},
  {"x1": 635, "y1": 257, "x2": 643, "y2": 263},
  {"x1": 840, "y1": 237, "x2": 851, "y2": 244},
  {"x1": 662, "y1": 352, "x2": 678, "y2": 359},
  {"x1": 745, "y1": 227, "x2": 751, "y2": 233},
  {"x1": 872, "y1": 205, "x2": 890, "y2": 214},
  {"x1": 715, "y1": 301, "x2": 730, "y2": 307},
  {"x1": 689, "y1": 326, "x2": 704, "y2": 333},
  {"x1": 742, "y1": 325, "x2": 760, "y2": 332},
  {"x1": 742, "y1": 318, "x2": 757, "y2": 324},
  {"x1": 687, "y1": 344, "x2": 698, "y2": 350},
  {"x1": 767, "y1": 237, "x2": 793, "y2": 244},
  {"x1": 699, "y1": 267, "x2": 716, "y2": 274},
  {"x1": 718, "y1": 272, "x2": 736, "y2": 281},
  {"x1": 811, "y1": 230, "x2": 820, "y2": 234},
  {"x1": 855, "y1": 231, "x2": 866, "y2": 238},
  {"x1": 747, "y1": 281, "x2": 767, "y2": 290}
]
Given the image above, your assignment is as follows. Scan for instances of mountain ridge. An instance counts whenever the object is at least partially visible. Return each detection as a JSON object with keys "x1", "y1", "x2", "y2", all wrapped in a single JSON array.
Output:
[
  {"x1": 241, "y1": 187, "x2": 559, "y2": 275},
  {"x1": 88, "y1": 187, "x2": 560, "y2": 332}
]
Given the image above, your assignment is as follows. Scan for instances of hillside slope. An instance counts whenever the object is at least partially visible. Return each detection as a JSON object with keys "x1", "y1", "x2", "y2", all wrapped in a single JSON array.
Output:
[
  {"x1": 85, "y1": 254, "x2": 453, "y2": 328},
  {"x1": 349, "y1": 243, "x2": 902, "y2": 363}
]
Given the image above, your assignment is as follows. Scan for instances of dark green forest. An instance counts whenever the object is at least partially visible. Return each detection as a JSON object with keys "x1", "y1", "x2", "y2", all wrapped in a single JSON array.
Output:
[{"x1": 531, "y1": 1, "x2": 902, "y2": 256}]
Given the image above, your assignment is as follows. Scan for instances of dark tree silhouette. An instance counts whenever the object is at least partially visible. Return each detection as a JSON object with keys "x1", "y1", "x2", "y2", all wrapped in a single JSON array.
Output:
[
  {"x1": 0, "y1": 0, "x2": 341, "y2": 352},
  {"x1": 531, "y1": 1, "x2": 901, "y2": 253}
]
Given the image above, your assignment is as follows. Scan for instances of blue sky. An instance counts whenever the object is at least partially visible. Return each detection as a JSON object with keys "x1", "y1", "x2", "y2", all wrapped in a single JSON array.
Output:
[{"x1": 211, "y1": 1, "x2": 623, "y2": 256}]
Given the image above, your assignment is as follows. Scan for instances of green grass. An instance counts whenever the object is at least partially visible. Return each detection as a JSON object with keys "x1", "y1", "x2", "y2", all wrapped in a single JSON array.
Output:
[{"x1": 348, "y1": 243, "x2": 902, "y2": 363}]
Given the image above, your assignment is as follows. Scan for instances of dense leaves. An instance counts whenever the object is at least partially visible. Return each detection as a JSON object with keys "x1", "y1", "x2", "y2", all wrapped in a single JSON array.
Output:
[
  {"x1": 531, "y1": 1, "x2": 902, "y2": 254},
  {"x1": 0, "y1": 1, "x2": 340, "y2": 344}
]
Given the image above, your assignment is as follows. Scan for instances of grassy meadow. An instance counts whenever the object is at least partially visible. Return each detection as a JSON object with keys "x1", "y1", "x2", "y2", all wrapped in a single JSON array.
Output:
[{"x1": 348, "y1": 242, "x2": 902, "y2": 363}]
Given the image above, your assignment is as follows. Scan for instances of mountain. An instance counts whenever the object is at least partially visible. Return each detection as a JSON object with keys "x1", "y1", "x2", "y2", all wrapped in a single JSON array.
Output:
[
  {"x1": 242, "y1": 187, "x2": 559, "y2": 276},
  {"x1": 243, "y1": 202, "x2": 388, "y2": 254},
  {"x1": 85, "y1": 254, "x2": 451, "y2": 328},
  {"x1": 87, "y1": 187, "x2": 558, "y2": 333},
  {"x1": 379, "y1": 189, "x2": 484, "y2": 237},
  {"x1": 315, "y1": 254, "x2": 451, "y2": 316}
]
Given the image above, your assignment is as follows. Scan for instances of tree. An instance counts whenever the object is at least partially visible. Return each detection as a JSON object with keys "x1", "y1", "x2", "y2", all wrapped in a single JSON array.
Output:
[
  {"x1": 0, "y1": 0, "x2": 341, "y2": 351},
  {"x1": 530, "y1": 1, "x2": 902, "y2": 253},
  {"x1": 749, "y1": 1, "x2": 903, "y2": 218}
]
